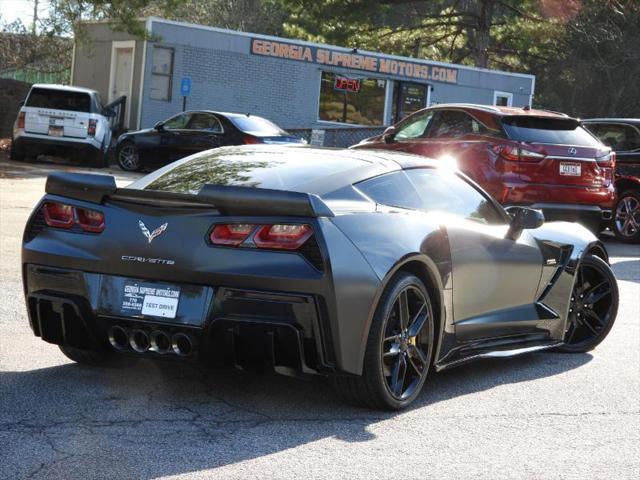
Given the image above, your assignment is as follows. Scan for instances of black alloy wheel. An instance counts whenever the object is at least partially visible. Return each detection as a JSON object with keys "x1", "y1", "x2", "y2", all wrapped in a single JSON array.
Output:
[
  {"x1": 116, "y1": 142, "x2": 141, "y2": 171},
  {"x1": 558, "y1": 255, "x2": 619, "y2": 353},
  {"x1": 334, "y1": 272, "x2": 434, "y2": 410},
  {"x1": 382, "y1": 285, "x2": 432, "y2": 401},
  {"x1": 613, "y1": 190, "x2": 640, "y2": 243}
]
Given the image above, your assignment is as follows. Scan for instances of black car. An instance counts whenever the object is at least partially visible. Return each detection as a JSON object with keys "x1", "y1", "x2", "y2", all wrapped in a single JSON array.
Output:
[
  {"x1": 114, "y1": 111, "x2": 305, "y2": 171},
  {"x1": 22, "y1": 146, "x2": 618, "y2": 410},
  {"x1": 583, "y1": 119, "x2": 640, "y2": 243}
]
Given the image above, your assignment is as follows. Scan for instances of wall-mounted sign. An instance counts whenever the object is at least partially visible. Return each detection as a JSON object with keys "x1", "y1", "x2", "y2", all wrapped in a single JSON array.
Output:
[
  {"x1": 180, "y1": 77, "x2": 192, "y2": 97},
  {"x1": 250, "y1": 38, "x2": 458, "y2": 84},
  {"x1": 334, "y1": 76, "x2": 361, "y2": 93}
]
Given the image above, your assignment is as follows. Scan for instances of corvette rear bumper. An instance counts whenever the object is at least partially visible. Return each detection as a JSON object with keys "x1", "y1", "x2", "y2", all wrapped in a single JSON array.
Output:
[{"x1": 24, "y1": 264, "x2": 335, "y2": 376}]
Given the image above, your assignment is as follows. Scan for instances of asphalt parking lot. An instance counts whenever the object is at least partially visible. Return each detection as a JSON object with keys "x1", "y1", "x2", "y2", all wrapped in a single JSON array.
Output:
[{"x1": 0, "y1": 156, "x2": 638, "y2": 480}]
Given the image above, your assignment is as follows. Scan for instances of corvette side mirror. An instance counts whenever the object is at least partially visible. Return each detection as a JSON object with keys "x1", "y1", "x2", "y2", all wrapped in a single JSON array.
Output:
[
  {"x1": 154, "y1": 121, "x2": 164, "y2": 131},
  {"x1": 382, "y1": 126, "x2": 397, "y2": 144},
  {"x1": 505, "y1": 206, "x2": 544, "y2": 240}
]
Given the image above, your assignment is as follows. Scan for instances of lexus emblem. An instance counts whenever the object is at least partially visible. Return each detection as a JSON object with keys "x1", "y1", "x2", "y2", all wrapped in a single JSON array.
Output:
[
  {"x1": 568, "y1": 147, "x2": 577, "y2": 155},
  {"x1": 139, "y1": 220, "x2": 168, "y2": 244}
]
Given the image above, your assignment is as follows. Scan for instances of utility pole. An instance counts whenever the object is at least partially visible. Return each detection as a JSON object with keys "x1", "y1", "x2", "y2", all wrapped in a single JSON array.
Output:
[{"x1": 32, "y1": 0, "x2": 39, "y2": 35}]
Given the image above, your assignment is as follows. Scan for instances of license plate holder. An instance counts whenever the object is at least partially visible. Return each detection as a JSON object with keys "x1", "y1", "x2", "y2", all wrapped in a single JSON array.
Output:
[
  {"x1": 121, "y1": 281, "x2": 181, "y2": 319},
  {"x1": 559, "y1": 162, "x2": 581, "y2": 176}
]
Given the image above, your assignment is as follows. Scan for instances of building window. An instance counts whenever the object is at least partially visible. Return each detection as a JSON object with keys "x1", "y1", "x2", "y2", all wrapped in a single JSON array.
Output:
[
  {"x1": 392, "y1": 82, "x2": 428, "y2": 122},
  {"x1": 150, "y1": 46, "x2": 174, "y2": 101},
  {"x1": 318, "y1": 71, "x2": 386, "y2": 126},
  {"x1": 493, "y1": 91, "x2": 513, "y2": 107}
]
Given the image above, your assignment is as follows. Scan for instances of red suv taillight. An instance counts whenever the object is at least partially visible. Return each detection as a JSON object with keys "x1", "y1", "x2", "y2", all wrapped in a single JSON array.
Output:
[
  {"x1": 494, "y1": 144, "x2": 545, "y2": 162},
  {"x1": 88, "y1": 119, "x2": 97, "y2": 137},
  {"x1": 209, "y1": 223, "x2": 312, "y2": 250},
  {"x1": 243, "y1": 135, "x2": 263, "y2": 145},
  {"x1": 42, "y1": 201, "x2": 105, "y2": 233},
  {"x1": 596, "y1": 150, "x2": 615, "y2": 168},
  {"x1": 18, "y1": 111, "x2": 25, "y2": 129}
]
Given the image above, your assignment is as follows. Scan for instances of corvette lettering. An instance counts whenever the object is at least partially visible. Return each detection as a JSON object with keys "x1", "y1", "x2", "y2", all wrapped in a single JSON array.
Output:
[{"x1": 121, "y1": 255, "x2": 175, "y2": 265}]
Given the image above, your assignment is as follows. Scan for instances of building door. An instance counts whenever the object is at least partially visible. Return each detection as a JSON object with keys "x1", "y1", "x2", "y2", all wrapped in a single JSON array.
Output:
[
  {"x1": 109, "y1": 41, "x2": 135, "y2": 128},
  {"x1": 392, "y1": 82, "x2": 429, "y2": 123}
]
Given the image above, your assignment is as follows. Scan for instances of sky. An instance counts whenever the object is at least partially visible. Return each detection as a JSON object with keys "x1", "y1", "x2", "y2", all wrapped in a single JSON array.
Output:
[{"x1": 0, "y1": 0, "x2": 50, "y2": 26}]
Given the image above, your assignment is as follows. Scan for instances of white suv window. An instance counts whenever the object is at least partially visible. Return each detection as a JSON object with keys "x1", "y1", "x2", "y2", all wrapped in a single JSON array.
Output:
[{"x1": 26, "y1": 88, "x2": 92, "y2": 113}]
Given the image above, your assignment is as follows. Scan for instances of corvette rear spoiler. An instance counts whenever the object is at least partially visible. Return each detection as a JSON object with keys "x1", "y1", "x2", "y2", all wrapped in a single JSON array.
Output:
[
  {"x1": 45, "y1": 173, "x2": 334, "y2": 217},
  {"x1": 46, "y1": 172, "x2": 118, "y2": 203}
]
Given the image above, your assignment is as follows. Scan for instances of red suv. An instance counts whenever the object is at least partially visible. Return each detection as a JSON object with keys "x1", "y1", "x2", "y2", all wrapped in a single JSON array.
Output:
[{"x1": 352, "y1": 104, "x2": 616, "y2": 232}]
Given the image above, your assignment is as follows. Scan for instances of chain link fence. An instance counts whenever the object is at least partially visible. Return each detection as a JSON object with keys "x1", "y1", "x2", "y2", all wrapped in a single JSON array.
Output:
[{"x1": 288, "y1": 127, "x2": 386, "y2": 148}]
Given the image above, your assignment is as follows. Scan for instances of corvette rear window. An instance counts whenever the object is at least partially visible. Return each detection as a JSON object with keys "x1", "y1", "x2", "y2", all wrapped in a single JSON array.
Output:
[
  {"x1": 502, "y1": 116, "x2": 601, "y2": 146},
  {"x1": 26, "y1": 88, "x2": 92, "y2": 113},
  {"x1": 143, "y1": 147, "x2": 366, "y2": 194}
]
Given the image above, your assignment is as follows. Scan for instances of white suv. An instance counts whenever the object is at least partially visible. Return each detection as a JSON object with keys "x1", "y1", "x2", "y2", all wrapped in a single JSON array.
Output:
[{"x1": 10, "y1": 84, "x2": 114, "y2": 167}]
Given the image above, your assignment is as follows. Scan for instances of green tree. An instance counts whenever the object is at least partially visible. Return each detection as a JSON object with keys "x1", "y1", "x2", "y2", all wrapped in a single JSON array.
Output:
[
  {"x1": 278, "y1": 0, "x2": 558, "y2": 69},
  {"x1": 534, "y1": 0, "x2": 640, "y2": 117}
]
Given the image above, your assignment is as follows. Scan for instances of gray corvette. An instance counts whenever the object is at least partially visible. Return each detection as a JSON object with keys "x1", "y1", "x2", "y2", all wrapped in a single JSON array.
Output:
[{"x1": 22, "y1": 146, "x2": 618, "y2": 409}]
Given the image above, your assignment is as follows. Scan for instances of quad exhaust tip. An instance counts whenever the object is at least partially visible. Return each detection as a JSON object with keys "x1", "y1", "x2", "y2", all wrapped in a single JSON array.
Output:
[
  {"x1": 172, "y1": 333, "x2": 194, "y2": 356},
  {"x1": 108, "y1": 325, "x2": 194, "y2": 356},
  {"x1": 129, "y1": 328, "x2": 150, "y2": 353},
  {"x1": 150, "y1": 330, "x2": 172, "y2": 354},
  {"x1": 108, "y1": 325, "x2": 129, "y2": 350}
]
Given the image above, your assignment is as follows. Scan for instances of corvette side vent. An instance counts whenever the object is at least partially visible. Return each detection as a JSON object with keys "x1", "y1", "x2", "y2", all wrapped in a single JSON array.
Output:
[
  {"x1": 24, "y1": 209, "x2": 46, "y2": 242},
  {"x1": 299, "y1": 236, "x2": 324, "y2": 271}
]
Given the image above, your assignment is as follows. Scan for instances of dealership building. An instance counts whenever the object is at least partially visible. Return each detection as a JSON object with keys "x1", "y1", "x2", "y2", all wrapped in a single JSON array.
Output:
[{"x1": 72, "y1": 17, "x2": 535, "y2": 144}]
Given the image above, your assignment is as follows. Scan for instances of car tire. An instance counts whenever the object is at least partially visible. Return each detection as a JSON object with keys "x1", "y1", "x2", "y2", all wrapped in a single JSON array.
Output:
[
  {"x1": 612, "y1": 190, "x2": 640, "y2": 243},
  {"x1": 116, "y1": 142, "x2": 141, "y2": 171},
  {"x1": 333, "y1": 272, "x2": 435, "y2": 410},
  {"x1": 58, "y1": 345, "x2": 114, "y2": 365},
  {"x1": 556, "y1": 254, "x2": 619, "y2": 353},
  {"x1": 9, "y1": 138, "x2": 24, "y2": 161}
]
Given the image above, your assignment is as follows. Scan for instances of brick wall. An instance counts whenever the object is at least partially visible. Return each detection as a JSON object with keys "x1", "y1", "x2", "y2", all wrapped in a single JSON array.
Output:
[
  {"x1": 0, "y1": 79, "x2": 31, "y2": 138},
  {"x1": 141, "y1": 41, "x2": 320, "y2": 130}
]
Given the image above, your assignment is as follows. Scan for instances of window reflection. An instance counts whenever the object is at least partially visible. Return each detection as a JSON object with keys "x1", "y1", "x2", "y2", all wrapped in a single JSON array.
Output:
[
  {"x1": 318, "y1": 71, "x2": 386, "y2": 126},
  {"x1": 144, "y1": 147, "x2": 370, "y2": 194}
]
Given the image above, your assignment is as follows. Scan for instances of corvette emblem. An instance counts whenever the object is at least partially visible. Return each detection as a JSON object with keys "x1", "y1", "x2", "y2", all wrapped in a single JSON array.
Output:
[{"x1": 139, "y1": 220, "x2": 168, "y2": 244}]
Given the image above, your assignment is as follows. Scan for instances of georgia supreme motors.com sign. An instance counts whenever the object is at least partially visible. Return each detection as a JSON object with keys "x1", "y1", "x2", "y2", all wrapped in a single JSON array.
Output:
[{"x1": 250, "y1": 38, "x2": 458, "y2": 84}]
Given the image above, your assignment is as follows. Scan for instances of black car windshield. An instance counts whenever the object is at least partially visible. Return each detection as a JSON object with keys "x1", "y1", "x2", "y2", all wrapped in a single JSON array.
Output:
[
  {"x1": 26, "y1": 88, "x2": 92, "y2": 113},
  {"x1": 502, "y1": 116, "x2": 602, "y2": 146},
  {"x1": 229, "y1": 116, "x2": 287, "y2": 136},
  {"x1": 142, "y1": 146, "x2": 369, "y2": 194}
]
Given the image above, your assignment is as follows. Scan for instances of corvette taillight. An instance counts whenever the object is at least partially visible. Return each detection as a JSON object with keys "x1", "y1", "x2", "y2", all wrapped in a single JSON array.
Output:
[
  {"x1": 41, "y1": 201, "x2": 104, "y2": 233},
  {"x1": 210, "y1": 224, "x2": 254, "y2": 246},
  {"x1": 43, "y1": 202, "x2": 74, "y2": 229},
  {"x1": 76, "y1": 207, "x2": 105, "y2": 233},
  {"x1": 494, "y1": 144, "x2": 545, "y2": 162},
  {"x1": 88, "y1": 119, "x2": 97, "y2": 137},
  {"x1": 209, "y1": 223, "x2": 313, "y2": 250},
  {"x1": 254, "y1": 224, "x2": 313, "y2": 250},
  {"x1": 18, "y1": 111, "x2": 25, "y2": 129}
]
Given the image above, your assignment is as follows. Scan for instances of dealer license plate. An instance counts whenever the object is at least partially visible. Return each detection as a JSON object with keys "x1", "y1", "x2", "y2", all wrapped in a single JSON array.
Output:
[
  {"x1": 121, "y1": 281, "x2": 180, "y2": 319},
  {"x1": 559, "y1": 162, "x2": 581, "y2": 176}
]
